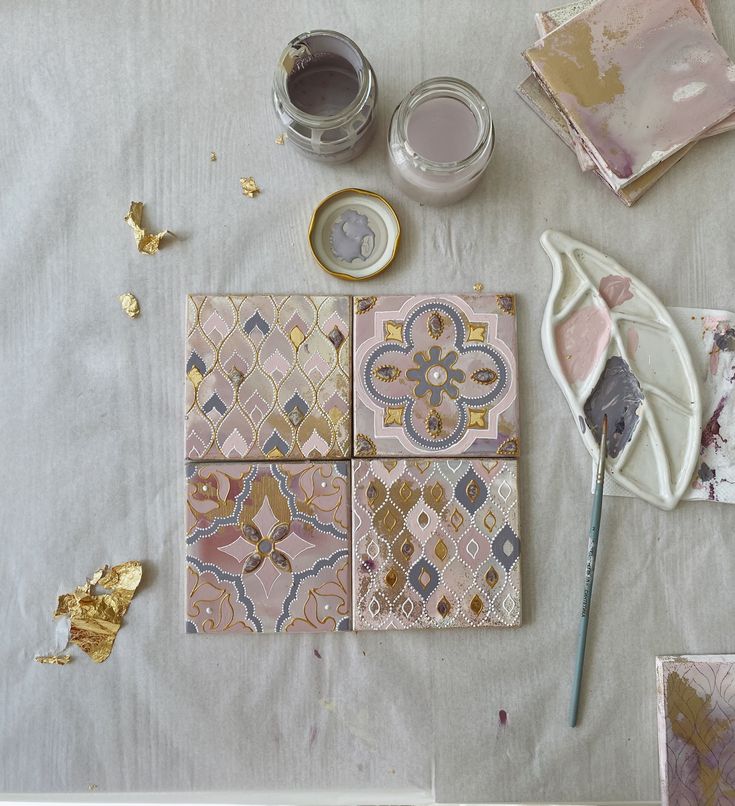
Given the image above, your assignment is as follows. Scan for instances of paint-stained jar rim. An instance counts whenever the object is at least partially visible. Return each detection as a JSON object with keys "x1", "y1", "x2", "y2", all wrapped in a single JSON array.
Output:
[
  {"x1": 274, "y1": 30, "x2": 375, "y2": 130},
  {"x1": 391, "y1": 76, "x2": 494, "y2": 174}
]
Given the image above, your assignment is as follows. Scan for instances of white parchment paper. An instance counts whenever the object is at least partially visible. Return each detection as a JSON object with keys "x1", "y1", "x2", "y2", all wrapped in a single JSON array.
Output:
[{"x1": 1, "y1": 1, "x2": 734, "y2": 801}]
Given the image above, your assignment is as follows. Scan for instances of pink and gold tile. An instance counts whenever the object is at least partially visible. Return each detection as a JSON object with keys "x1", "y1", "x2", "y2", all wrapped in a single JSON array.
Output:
[
  {"x1": 186, "y1": 295, "x2": 351, "y2": 461},
  {"x1": 352, "y1": 458, "x2": 521, "y2": 630},
  {"x1": 186, "y1": 461, "x2": 351, "y2": 633},
  {"x1": 353, "y1": 294, "x2": 519, "y2": 458}
]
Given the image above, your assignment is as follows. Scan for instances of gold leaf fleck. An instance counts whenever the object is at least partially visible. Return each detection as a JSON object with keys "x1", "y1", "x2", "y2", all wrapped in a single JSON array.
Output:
[
  {"x1": 210, "y1": 151, "x2": 217, "y2": 161},
  {"x1": 240, "y1": 177, "x2": 260, "y2": 198},
  {"x1": 34, "y1": 654, "x2": 71, "y2": 665},
  {"x1": 473, "y1": 282, "x2": 484, "y2": 293},
  {"x1": 124, "y1": 201, "x2": 170, "y2": 255},
  {"x1": 275, "y1": 133, "x2": 286, "y2": 145},
  {"x1": 119, "y1": 292, "x2": 140, "y2": 319}
]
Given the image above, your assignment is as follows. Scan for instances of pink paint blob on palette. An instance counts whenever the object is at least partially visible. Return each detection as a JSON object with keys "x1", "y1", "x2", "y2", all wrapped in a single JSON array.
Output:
[{"x1": 524, "y1": 0, "x2": 735, "y2": 190}]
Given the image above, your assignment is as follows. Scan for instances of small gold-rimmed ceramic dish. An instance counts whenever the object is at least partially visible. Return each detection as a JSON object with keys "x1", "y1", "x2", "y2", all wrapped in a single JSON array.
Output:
[{"x1": 308, "y1": 188, "x2": 400, "y2": 281}]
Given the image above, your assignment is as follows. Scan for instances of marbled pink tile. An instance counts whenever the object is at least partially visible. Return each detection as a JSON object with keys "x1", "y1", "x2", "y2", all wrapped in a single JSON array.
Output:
[
  {"x1": 524, "y1": 0, "x2": 735, "y2": 190},
  {"x1": 352, "y1": 294, "x2": 519, "y2": 458},
  {"x1": 186, "y1": 461, "x2": 351, "y2": 633},
  {"x1": 352, "y1": 458, "x2": 520, "y2": 630}
]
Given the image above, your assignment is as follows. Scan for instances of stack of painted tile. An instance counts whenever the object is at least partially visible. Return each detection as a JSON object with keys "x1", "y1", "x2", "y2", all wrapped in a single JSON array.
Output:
[
  {"x1": 184, "y1": 293, "x2": 521, "y2": 633},
  {"x1": 518, "y1": 0, "x2": 735, "y2": 205}
]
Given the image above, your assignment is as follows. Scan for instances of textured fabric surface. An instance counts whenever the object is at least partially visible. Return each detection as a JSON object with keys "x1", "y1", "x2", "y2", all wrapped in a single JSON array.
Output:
[{"x1": 2, "y1": 1, "x2": 735, "y2": 801}]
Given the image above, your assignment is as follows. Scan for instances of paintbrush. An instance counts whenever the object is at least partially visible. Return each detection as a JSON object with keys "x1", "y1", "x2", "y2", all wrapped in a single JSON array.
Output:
[{"x1": 569, "y1": 413, "x2": 608, "y2": 728}]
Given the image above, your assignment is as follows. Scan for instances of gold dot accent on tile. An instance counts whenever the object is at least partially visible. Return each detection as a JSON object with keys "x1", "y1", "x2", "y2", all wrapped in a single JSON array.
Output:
[
  {"x1": 434, "y1": 539, "x2": 448, "y2": 562},
  {"x1": 373, "y1": 364, "x2": 400, "y2": 382},
  {"x1": 426, "y1": 409, "x2": 443, "y2": 438},
  {"x1": 428, "y1": 482, "x2": 445, "y2": 505},
  {"x1": 187, "y1": 366, "x2": 203, "y2": 388},
  {"x1": 468, "y1": 408, "x2": 488, "y2": 429},
  {"x1": 470, "y1": 594, "x2": 483, "y2": 615},
  {"x1": 485, "y1": 566, "x2": 499, "y2": 588},
  {"x1": 466, "y1": 478, "x2": 481, "y2": 503},
  {"x1": 381, "y1": 509, "x2": 398, "y2": 533},
  {"x1": 384, "y1": 568, "x2": 398, "y2": 588},
  {"x1": 366, "y1": 482, "x2": 379, "y2": 508},
  {"x1": 400, "y1": 537, "x2": 415, "y2": 559},
  {"x1": 384, "y1": 321, "x2": 403, "y2": 342},
  {"x1": 384, "y1": 406, "x2": 404, "y2": 427},
  {"x1": 289, "y1": 325, "x2": 305, "y2": 348},
  {"x1": 355, "y1": 296, "x2": 377, "y2": 314},
  {"x1": 437, "y1": 596, "x2": 451, "y2": 618},
  {"x1": 472, "y1": 368, "x2": 499, "y2": 386},
  {"x1": 427, "y1": 311, "x2": 444, "y2": 339},
  {"x1": 449, "y1": 508, "x2": 464, "y2": 531}
]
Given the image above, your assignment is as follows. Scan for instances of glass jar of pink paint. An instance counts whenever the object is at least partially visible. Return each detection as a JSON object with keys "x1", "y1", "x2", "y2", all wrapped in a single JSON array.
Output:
[
  {"x1": 388, "y1": 77, "x2": 494, "y2": 206},
  {"x1": 273, "y1": 30, "x2": 377, "y2": 163}
]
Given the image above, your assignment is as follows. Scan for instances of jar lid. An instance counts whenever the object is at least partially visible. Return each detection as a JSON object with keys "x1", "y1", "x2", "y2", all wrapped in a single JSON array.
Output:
[{"x1": 308, "y1": 188, "x2": 400, "y2": 280}]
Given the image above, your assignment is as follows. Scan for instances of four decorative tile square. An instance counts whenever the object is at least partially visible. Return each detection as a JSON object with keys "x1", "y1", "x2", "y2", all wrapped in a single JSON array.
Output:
[
  {"x1": 352, "y1": 458, "x2": 520, "y2": 630},
  {"x1": 186, "y1": 461, "x2": 351, "y2": 633},
  {"x1": 186, "y1": 295, "x2": 351, "y2": 461},
  {"x1": 353, "y1": 294, "x2": 519, "y2": 458}
]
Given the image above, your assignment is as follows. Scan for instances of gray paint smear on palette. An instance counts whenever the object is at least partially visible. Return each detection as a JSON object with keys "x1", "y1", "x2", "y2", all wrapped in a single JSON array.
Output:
[
  {"x1": 330, "y1": 209, "x2": 375, "y2": 262},
  {"x1": 583, "y1": 355, "x2": 644, "y2": 459}
]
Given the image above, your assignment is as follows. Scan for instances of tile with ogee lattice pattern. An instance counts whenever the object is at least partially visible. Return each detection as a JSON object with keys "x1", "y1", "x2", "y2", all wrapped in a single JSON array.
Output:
[
  {"x1": 186, "y1": 294, "x2": 350, "y2": 461},
  {"x1": 352, "y1": 458, "x2": 520, "y2": 630}
]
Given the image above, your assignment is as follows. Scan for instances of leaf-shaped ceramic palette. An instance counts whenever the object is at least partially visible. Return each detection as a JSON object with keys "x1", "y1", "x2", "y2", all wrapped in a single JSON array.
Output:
[{"x1": 540, "y1": 230, "x2": 702, "y2": 510}]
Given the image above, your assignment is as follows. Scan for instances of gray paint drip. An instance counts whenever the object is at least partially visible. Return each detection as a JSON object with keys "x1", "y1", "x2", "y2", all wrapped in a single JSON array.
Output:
[{"x1": 583, "y1": 356, "x2": 644, "y2": 459}]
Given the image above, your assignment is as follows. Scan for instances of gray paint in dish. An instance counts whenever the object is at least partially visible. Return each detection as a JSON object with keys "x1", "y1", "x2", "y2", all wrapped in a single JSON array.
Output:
[{"x1": 583, "y1": 355, "x2": 644, "y2": 459}]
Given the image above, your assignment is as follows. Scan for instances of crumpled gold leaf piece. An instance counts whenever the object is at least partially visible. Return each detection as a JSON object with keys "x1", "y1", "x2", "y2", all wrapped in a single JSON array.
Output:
[
  {"x1": 53, "y1": 561, "x2": 143, "y2": 663},
  {"x1": 473, "y1": 282, "x2": 484, "y2": 293},
  {"x1": 119, "y1": 292, "x2": 140, "y2": 318},
  {"x1": 240, "y1": 177, "x2": 260, "y2": 198},
  {"x1": 275, "y1": 133, "x2": 286, "y2": 145},
  {"x1": 210, "y1": 151, "x2": 217, "y2": 161},
  {"x1": 34, "y1": 654, "x2": 71, "y2": 665},
  {"x1": 124, "y1": 201, "x2": 169, "y2": 254}
]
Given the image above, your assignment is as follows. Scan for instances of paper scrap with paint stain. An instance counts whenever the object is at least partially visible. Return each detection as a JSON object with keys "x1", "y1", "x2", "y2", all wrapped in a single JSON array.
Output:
[{"x1": 595, "y1": 308, "x2": 735, "y2": 504}]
